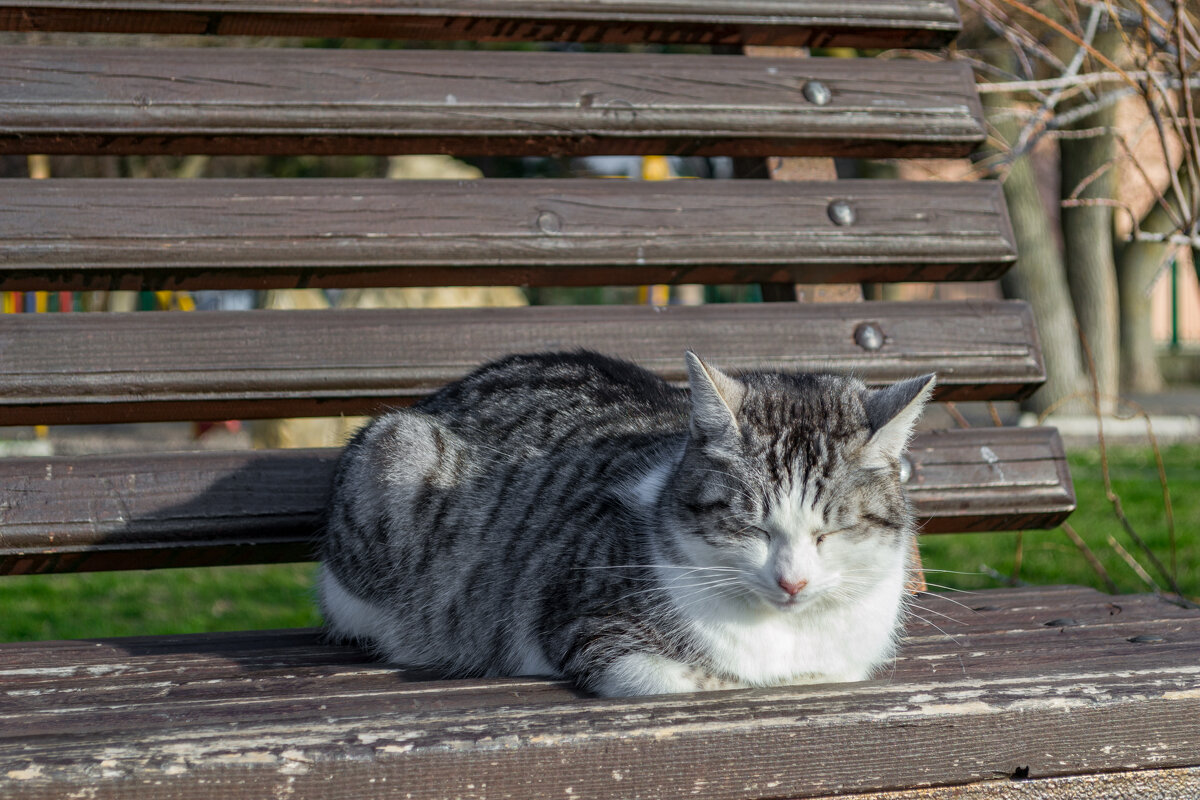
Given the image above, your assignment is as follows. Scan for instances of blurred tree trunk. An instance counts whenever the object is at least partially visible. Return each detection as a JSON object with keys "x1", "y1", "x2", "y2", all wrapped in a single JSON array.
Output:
[
  {"x1": 1117, "y1": 169, "x2": 1191, "y2": 392},
  {"x1": 1060, "y1": 31, "x2": 1121, "y2": 411},
  {"x1": 987, "y1": 98, "x2": 1089, "y2": 415}
]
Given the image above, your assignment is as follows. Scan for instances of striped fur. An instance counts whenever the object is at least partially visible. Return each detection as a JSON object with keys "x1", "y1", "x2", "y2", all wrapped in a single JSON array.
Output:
[{"x1": 319, "y1": 351, "x2": 934, "y2": 696}]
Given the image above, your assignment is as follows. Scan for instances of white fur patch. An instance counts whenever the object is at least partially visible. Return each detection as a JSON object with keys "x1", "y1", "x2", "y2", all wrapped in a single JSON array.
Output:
[
  {"x1": 626, "y1": 461, "x2": 673, "y2": 507},
  {"x1": 660, "y1": 461, "x2": 910, "y2": 688},
  {"x1": 685, "y1": 564, "x2": 907, "y2": 686},
  {"x1": 595, "y1": 653, "x2": 742, "y2": 696},
  {"x1": 317, "y1": 567, "x2": 392, "y2": 644}
]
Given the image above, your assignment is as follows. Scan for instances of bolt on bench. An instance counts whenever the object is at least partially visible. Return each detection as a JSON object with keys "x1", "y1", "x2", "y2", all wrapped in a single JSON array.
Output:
[{"x1": 1, "y1": 2, "x2": 1198, "y2": 798}]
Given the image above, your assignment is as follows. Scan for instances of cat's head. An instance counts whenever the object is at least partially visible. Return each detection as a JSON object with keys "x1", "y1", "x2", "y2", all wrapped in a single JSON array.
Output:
[{"x1": 663, "y1": 352, "x2": 934, "y2": 613}]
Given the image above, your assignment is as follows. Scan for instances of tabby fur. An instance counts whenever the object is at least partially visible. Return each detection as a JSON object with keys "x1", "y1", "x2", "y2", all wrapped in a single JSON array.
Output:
[{"x1": 319, "y1": 351, "x2": 934, "y2": 696}]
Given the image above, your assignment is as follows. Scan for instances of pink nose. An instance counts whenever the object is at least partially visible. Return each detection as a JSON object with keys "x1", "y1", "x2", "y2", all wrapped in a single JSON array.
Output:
[{"x1": 778, "y1": 577, "x2": 808, "y2": 596}]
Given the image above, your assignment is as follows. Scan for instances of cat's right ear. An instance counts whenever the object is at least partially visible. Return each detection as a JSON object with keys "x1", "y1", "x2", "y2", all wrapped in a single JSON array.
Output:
[{"x1": 685, "y1": 351, "x2": 745, "y2": 440}]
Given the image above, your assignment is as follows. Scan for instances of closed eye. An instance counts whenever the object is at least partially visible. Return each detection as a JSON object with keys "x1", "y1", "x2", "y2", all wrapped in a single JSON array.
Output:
[
  {"x1": 815, "y1": 528, "x2": 851, "y2": 545},
  {"x1": 741, "y1": 524, "x2": 771, "y2": 540}
]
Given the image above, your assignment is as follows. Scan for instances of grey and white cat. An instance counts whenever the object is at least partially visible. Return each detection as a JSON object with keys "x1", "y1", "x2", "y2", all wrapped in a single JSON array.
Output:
[{"x1": 319, "y1": 350, "x2": 934, "y2": 697}]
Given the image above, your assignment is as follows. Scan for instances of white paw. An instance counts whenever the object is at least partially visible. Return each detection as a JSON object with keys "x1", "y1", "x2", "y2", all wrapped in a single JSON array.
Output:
[{"x1": 593, "y1": 653, "x2": 743, "y2": 697}]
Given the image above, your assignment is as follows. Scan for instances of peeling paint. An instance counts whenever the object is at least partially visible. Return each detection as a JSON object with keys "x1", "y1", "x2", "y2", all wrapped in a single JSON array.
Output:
[{"x1": 6, "y1": 764, "x2": 43, "y2": 781}]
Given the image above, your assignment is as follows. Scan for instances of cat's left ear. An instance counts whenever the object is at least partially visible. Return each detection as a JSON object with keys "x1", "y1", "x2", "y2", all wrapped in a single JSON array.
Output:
[
  {"x1": 863, "y1": 374, "x2": 936, "y2": 463},
  {"x1": 685, "y1": 351, "x2": 745, "y2": 440}
]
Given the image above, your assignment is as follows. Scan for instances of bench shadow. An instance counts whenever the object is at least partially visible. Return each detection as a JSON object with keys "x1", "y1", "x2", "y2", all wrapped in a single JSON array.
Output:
[{"x1": 82, "y1": 452, "x2": 589, "y2": 699}]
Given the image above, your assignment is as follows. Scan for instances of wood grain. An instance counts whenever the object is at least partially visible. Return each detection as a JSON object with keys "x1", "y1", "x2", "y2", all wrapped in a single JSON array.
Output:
[
  {"x1": 0, "y1": 48, "x2": 985, "y2": 157},
  {"x1": 0, "y1": 1, "x2": 962, "y2": 47},
  {"x1": 0, "y1": 586, "x2": 1195, "y2": 799},
  {"x1": 0, "y1": 179, "x2": 1016, "y2": 291},
  {"x1": 0, "y1": 301, "x2": 1044, "y2": 425},
  {"x1": 0, "y1": 427, "x2": 1074, "y2": 574}
]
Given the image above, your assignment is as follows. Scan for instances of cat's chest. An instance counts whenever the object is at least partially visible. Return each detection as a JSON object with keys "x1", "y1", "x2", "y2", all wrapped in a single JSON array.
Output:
[{"x1": 687, "y1": 583, "x2": 905, "y2": 685}]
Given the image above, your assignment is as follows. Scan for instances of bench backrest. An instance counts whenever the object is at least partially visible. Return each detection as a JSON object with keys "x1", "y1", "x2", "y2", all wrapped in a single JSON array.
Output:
[{"x1": 0, "y1": 0, "x2": 1074, "y2": 575}]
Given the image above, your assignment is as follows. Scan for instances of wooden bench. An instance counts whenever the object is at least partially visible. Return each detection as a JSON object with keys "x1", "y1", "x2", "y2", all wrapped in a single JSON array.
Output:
[{"x1": 0, "y1": 2, "x2": 1197, "y2": 797}]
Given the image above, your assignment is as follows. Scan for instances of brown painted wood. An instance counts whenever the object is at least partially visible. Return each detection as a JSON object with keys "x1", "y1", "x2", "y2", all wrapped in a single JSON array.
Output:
[
  {"x1": 0, "y1": 48, "x2": 985, "y2": 157},
  {"x1": 0, "y1": 427, "x2": 1073, "y2": 574},
  {"x1": 0, "y1": 179, "x2": 1016, "y2": 292},
  {"x1": 3, "y1": 588, "x2": 1193, "y2": 710},
  {"x1": 0, "y1": 586, "x2": 1196, "y2": 799},
  {"x1": 0, "y1": 301, "x2": 1044, "y2": 426},
  {"x1": 911, "y1": 426, "x2": 1075, "y2": 534},
  {"x1": 4, "y1": 587, "x2": 1195, "y2": 738},
  {"x1": 0, "y1": 1, "x2": 962, "y2": 47},
  {"x1": 820, "y1": 768, "x2": 1200, "y2": 800}
]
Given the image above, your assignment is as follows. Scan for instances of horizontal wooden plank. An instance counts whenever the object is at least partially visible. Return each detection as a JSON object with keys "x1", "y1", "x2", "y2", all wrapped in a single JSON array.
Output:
[
  {"x1": 0, "y1": 47, "x2": 985, "y2": 157},
  {"x1": 818, "y1": 769, "x2": 1200, "y2": 800},
  {"x1": 0, "y1": 301, "x2": 1044, "y2": 426},
  {"x1": 910, "y1": 426, "x2": 1074, "y2": 534},
  {"x1": 5, "y1": 590, "x2": 1195, "y2": 728},
  {"x1": 0, "y1": 179, "x2": 1017, "y2": 291},
  {"x1": 0, "y1": 427, "x2": 1073, "y2": 574},
  {"x1": 12, "y1": 588, "x2": 1189, "y2": 693},
  {"x1": 4, "y1": 588, "x2": 1193, "y2": 719},
  {"x1": 0, "y1": 586, "x2": 1196, "y2": 799},
  {"x1": 0, "y1": 1, "x2": 962, "y2": 47}
]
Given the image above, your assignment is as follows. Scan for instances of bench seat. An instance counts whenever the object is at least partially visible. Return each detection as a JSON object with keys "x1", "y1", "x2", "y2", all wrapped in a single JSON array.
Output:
[{"x1": 3, "y1": 585, "x2": 1197, "y2": 798}]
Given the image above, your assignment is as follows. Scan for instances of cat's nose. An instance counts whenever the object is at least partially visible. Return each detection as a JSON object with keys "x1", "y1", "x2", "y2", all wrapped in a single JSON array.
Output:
[{"x1": 778, "y1": 577, "x2": 808, "y2": 596}]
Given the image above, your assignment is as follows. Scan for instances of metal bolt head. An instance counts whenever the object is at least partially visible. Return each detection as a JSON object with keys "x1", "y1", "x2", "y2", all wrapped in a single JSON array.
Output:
[
  {"x1": 536, "y1": 210, "x2": 562, "y2": 234},
  {"x1": 854, "y1": 322, "x2": 884, "y2": 351},
  {"x1": 827, "y1": 200, "x2": 856, "y2": 226},
  {"x1": 802, "y1": 79, "x2": 832, "y2": 106},
  {"x1": 1128, "y1": 634, "x2": 1167, "y2": 643}
]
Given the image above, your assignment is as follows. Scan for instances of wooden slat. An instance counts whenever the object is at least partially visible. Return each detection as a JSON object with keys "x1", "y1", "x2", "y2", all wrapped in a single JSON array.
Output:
[
  {"x1": 0, "y1": 179, "x2": 1017, "y2": 292},
  {"x1": 0, "y1": 1, "x2": 963, "y2": 48},
  {"x1": 4, "y1": 589, "x2": 1194, "y2": 723},
  {"x1": 5, "y1": 590, "x2": 1197, "y2": 707},
  {"x1": 0, "y1": 427, "x2": 1073, "y2": 574},
  {"x1": 0, "y1": 301, "x2": 1043, "y2": 426},
  {"x1": 0, "y1": 48, "x2": 985, "y2": 157},
  {"x1": 911, "y1": 427, "x2": 1074, "y2": 534},
  {"x1": 1, "y1": 587, "x2": 1196, "y2": 799},
  {"x1": 3, "y1": 589, "x2": 1193, "y2": 718}
]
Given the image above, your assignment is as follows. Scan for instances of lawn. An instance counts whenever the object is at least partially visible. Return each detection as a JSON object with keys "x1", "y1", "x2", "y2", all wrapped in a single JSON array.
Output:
[
  {"x1": 921, "y1": 441, "x2": 1200, "y2": 599},
  {"x1": 1, "y1": 443, "x2": 1196, "y2": 642}
]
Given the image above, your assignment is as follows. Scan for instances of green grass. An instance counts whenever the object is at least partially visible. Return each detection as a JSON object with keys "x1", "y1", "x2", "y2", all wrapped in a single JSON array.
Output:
[
  {"x1": 1, "y1": 443, "x2": 1196, "y2": 643},
  {"x1": 921, "y1": 442, "x2": 1200, "y2": 599},
  {"x1": 0, "y1": 562, "x2": 320, "y2": 642}
]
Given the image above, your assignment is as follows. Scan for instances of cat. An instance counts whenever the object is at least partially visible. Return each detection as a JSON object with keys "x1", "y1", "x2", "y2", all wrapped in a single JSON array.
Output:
[{"x1": 318, "y1": 350, "x2": 934, "y2": 697}]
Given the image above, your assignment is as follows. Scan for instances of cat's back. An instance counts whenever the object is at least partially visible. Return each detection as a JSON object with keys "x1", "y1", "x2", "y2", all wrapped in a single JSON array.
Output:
[
  {"x1": 417, "y1": 350, "x2": 688, "y2": 442},
  {"x1": 320, "y1": 351, "x2": 683, "y2": 673}
]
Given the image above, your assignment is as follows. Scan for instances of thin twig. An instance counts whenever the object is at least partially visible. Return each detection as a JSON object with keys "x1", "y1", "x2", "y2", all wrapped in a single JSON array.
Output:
[
  {"x1": 989, "y1": 0, "x2": 1137, "y2": 84},
  {"x1": 987, "y1": 402, "x2": 1004, "y2": 426},
  {"x1": 975, "y1": 69, "x2": 1199, "y2": 93},
  {"x1": 942, "y1": 402, "x2": 972, "y2": 429},
  {"x1": 1107, "y1": 534, "x2": 1161, "y2": 591},
  {"x1": 1078, "y1": 324, "x2": 1188, "y2": 598},
  {"x1": 1010, "y1": 531, "x2": 1025, "y2": 584},
  {"x1": 1062, "y1": 522, "x2": 1119, "y2": 593}
]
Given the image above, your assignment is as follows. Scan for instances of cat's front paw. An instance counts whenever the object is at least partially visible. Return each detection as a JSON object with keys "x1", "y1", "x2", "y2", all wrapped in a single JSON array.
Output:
[{"x1": 590, "y1": 653, "x2": 745, "y2": 697}]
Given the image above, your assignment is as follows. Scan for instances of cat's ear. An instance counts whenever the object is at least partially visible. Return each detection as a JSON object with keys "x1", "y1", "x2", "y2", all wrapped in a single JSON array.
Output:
[
  {"x1": 863, "y1": 374, "x2": 936, "y2": 463},
  {"x1": 685, "y1": 351, "x2": 745, "y2": 439}
]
